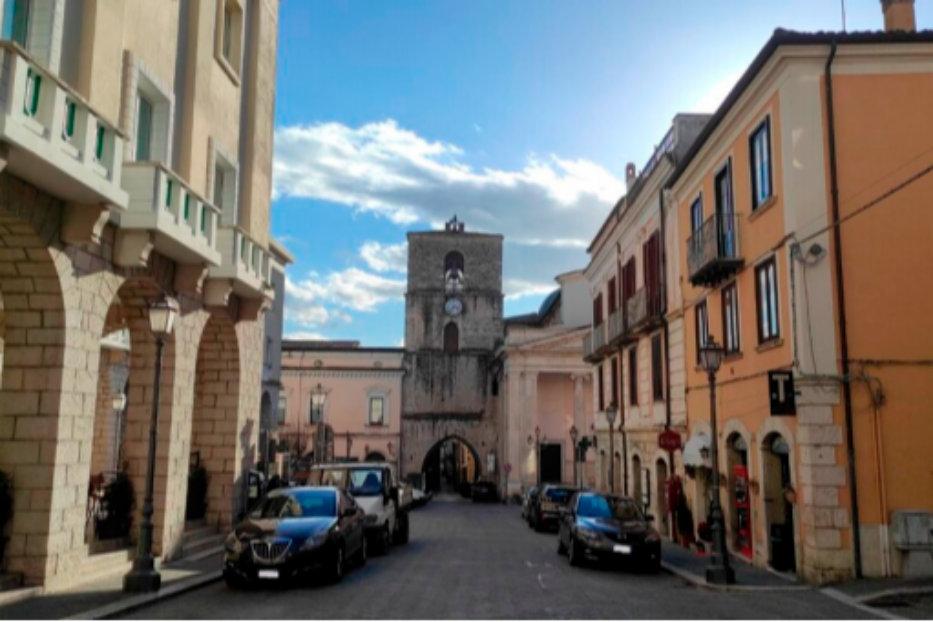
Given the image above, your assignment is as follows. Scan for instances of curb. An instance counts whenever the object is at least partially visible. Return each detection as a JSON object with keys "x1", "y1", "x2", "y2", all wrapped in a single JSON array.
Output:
[
  {"x1": 660, "y1": 561, "x2": 811, "y2": 593},
  {"x1": 64, "y1": 571, "x2": 222, "y2": 620},
  {"x1": 821, "y1": 587, "x2": 904, "y2": 620},
  {"x1": 856, "y1": 585, "x2": 933, "y2": 604}
]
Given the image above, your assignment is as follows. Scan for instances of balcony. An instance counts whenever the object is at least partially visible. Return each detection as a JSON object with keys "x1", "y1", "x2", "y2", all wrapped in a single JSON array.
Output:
[
  {"x1": 687, "y1": 212, "x2": 743, "y2": 287},
  {"x1": 607, "y1": 308, "x2": 626, "y2": 344},
  {"x1": 625, "y1": 287, "x2": 663, "y2": 335},
  {"x1": 582, "y1": 322, "x2": 608, "y2": 363},
  {"x1": 0, "y1": 42, "x2": 127, "y2": 210},
  {"x1": 207, "y1": 226, "x2": 274, "y2": 304},
  {"x1": 115, "y1": 162, "x2": 221, "y2": 269}
]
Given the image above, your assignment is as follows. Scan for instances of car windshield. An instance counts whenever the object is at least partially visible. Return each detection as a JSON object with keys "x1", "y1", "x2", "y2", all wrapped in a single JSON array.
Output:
[
  {"x1": 544, "y1": 487, "x2": 576, "y2": 504},
  {"x1": 577, "y1": 496, "x2": 644, "y2": 522},
  {"x1": 249, "y1": 490, "x2": 336, "y2": 519},
  {"x1": 348, "y1": 468, "x2": 383, "y2": 496}
]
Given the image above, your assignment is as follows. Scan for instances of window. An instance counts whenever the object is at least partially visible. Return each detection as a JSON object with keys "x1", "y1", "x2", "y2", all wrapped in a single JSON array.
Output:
[
  {"x1": 443, "y1": 322, "x2": 459, "y2": 354},
  {"x1": 276, "y1": 395, "x2": 287, "y2": 426},
  {"x1": 62, "y1": 99, "x2": 76, "y2": 142},
  {"x1": 310, "y1": 396, "x2": 324, "y2": 424},
  {"x1": 222, "y1": 3, "x2": 234, "y2": 60},
  {"x1": 755, "y1": 258, "x2": 780, "y2": 343},
  {"x1": 715, "y1": 161, "x2": 737, "y2": 258},
  {"x1": 695, "y1": 300, "x2": 709, "y2": 364},
  {"x1": 135, "y1": 94, "x2": 153, "y2": 161},
  {"x1": 621, "y1": 257, "x2": 636, "y2": 310},
  {"x1": 444, "y1": 251, "x2": 464, "y2": 275},
  {"x1": 597, "y1": 364, "x2": 605, "y2": 411},
  {"x1": 2, "y1": 0, "x2": 30, "y2": 47},
  {"x1": 610, "y1": 357, "x2": 619, "y2": 407},
  {"x1": 264, "y1": 337, "x2": 273, "y2": 365},
  {"x1": 212, "y1": 146, "x2": 238, "y2": 225},
  {"x1": 628, "y1": 347, "x2": 638, "y2": 407},
  {"x1": 368, "y1": 396, "x2": 385, "y2": 426},
  {"x1": 690, "y1": 196, "x2": 704, "y2": 234},
  {"x1": 750, "y1": 118, "x2": 773, "y2": 210},
  {"x1": 643, "y1": 232, "x2": 662, "y2": 316},
  {"x1": 592, "y1": 293, "x2": 603, "y2": 326},
  {"x1": 715, "y1": 162, "x2": 734, "y2": 216},
  {"x1": 608, "y1": 277, "x2": 617, "y2": 314},
  {"x1": 651, "y1": 333, "x2": 664, "y2": 401},
  {"x1": 216, "y1": 0, "x2": 243, "y2": 79},
  {"x1": 722, "y1": 282, "x2": 740, "y2": 354}
]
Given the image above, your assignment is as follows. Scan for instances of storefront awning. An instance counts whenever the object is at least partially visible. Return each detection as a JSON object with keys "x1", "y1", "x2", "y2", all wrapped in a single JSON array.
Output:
[{"x1": 682, "y1": 433, "x2": 711, "y2": 468}]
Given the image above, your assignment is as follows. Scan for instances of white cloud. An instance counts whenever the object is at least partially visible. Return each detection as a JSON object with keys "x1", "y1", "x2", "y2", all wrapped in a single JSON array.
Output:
[
  {"x1": 273, "y1": 119, "x2": 623, "y2": 249},
  {"x1": 504, "y1": 279, "x2": 558, "y2": 301},
  {"x1": 287, "y1": 269, "x2": 405, "y2": 315},
  {"x1": 284, "y1": 331, "x2": 329, "y2": 341},
  {"x1": 360, "y1": 241, "x2": 408, "y2": 274}
]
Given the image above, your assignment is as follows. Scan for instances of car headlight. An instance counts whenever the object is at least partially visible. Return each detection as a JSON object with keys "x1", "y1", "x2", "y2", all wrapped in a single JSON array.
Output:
[
  {"x1": 301, "y1": 533, "x2": 328, "y2": 551},
  {"x1": 645, "y1": 530, "x2": 661, "y2": 542},
  {"x1": 225, "y1": 532, "x2": 243, "y2": 554},
  {"x1": 577, "y1": 528, "x2": 602, "y2": 542}
]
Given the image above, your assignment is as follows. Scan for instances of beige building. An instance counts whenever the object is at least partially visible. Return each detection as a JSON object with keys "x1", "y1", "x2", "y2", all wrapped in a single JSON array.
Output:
[
  {"x1": 494, "y1": 271, "x2": 595, "y2": 497},
  {"x1": 581, "y1": 115, "x2": 707, "y2": 536},
  {"x1": 0, "y1": 0, "x2": 283, "y2": 590},
  {"x1": 279, "y1": 342, "x2": 404, "y2": 472}
]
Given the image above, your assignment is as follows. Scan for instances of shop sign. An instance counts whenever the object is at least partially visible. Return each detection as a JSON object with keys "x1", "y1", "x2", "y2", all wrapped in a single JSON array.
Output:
[
  {"x1": 658, "y1": 429, "x2": 682, "y2": 452},
  {"x1": 769, "y1": 370, "x2": 796, "y2": 416}
]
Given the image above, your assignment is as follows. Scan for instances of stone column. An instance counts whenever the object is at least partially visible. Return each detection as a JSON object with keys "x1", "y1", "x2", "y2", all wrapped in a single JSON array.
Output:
[{"x1": 523, "y1": 371, "x2": 538, "y2": 486}]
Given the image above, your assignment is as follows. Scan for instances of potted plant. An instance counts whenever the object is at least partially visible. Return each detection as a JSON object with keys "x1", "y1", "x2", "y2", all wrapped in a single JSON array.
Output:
[
  {"x1": 0, "y1": 471, "x2": 12, "y2": 571},
  {"x1": 96, "y1": 472, "x2": 134, "y2": 540},
  {"x1": 186, "y1": 465, "x2": 209, "y2": 521}
]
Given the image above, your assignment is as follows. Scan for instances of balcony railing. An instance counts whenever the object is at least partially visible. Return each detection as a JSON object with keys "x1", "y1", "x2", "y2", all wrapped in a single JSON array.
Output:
[
  {"x1": 0, "y1": 41, "x2": 126, "y2": 209},
  {"x1": 624, "y1": 287, "x2": 663, "y2": 335},
  {"x1": 118, "y1": 162, "x2": 221, "y2": 266},
  {"x1": 210, "y1": 226, "x2": 274, "y2": 301},
  {"x1": 687, "y1": 212, "x2": 743, "y2": 287},
  {"x1": 582, "y1": 322, "x2": 608, "y2": 363},
  {"x1": 608, "y1": 308, "x2": 625, "y2": 343}
]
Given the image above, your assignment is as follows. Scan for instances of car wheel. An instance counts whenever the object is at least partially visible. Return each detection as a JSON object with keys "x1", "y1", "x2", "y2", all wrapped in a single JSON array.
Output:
[
  {"x1": 557, "y1": 535, "x2": 566, "y2": 556},
  {"x1": 394, "y1": 514, "x2": 410, "y2": 545},
  {"x1": 329, "y1": 546, "x2": 344, "y2": 584},
  {"x1": 533, "y1": 516, "x2": 544, "y2": 533},
  {"x1": 376, "y1": 523, "x2": 391, "y2": 555},
  {"x1": 223, "y1": 571, "x2": 247, "y2": 590}
]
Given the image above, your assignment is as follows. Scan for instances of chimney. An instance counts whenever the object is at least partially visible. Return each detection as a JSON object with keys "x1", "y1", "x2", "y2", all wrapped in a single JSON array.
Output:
[
  {"x1": 625, "y1": 162, "x2": 637, "y2": 192},
  {"x1": 881, "y1": 0, "x2": 916, "y2": 32}
]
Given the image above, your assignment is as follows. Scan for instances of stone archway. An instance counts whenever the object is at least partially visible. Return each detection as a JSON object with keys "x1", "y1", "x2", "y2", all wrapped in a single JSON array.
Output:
[{"x1": 420, "y1": 435, "x2": 482, "y2": 494}]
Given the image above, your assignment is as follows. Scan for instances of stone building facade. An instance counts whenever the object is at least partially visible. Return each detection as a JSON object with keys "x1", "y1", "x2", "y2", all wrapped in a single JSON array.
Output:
[
  {"x1": 401, "y1": 220, "x2": 503, "y2": 480},
  {"x1": 0, "y1": 0, "x2": 283, "y2": 590}
]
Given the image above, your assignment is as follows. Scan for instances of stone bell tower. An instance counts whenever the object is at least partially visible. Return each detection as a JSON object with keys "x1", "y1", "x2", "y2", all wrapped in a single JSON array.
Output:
[{"x1": 401, "y1": 217, "x2": 504, "y2": 477}]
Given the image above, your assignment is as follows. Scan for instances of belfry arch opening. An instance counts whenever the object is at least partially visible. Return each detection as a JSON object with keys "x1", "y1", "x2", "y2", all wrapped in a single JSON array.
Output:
[{"x1": 420, "y1": 436, "x2": 481, "y2": 495}]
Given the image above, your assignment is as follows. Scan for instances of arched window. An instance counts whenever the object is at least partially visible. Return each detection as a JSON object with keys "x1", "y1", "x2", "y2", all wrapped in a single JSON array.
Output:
[
  {"x1": 444, "y1": 322, "x2": 459, "y2": 354},
  {"x1": 445, "y1": 251, "x2": 465, "y2": 295},
  {"x1": 445, "y1": 251, "x2": 464, "y2": 275}
]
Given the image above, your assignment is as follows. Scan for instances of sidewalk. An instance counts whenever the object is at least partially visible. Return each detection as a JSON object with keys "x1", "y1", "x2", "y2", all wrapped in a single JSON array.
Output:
[
  {"x1": 661, "y1": 541, "x2": 809, "y2": 592},
  {"x1": 821, "y1": 576, "x2": 933, "y2": 620},
  {"x1": 0, "y1": 551, "x2": 223, "y2": 620}
]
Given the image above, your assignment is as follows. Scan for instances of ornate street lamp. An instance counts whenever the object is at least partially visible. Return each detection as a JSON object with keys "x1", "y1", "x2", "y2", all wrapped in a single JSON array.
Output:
[
  {"x1": 606, "y1": 403, "x2": 618, "y2": 493},
  {"x1": 124, "y1": 295, "x2": 178, "y2": 593},
  {"x1": 699, "y1": 336, "x2": 734, "y2": 585},
  {"x1": 346, "y1": 430, "x2": 353, "y2": 459},
  {"x1": 569, "y1": 425, "x2": 579, "y2": 488},
  {"x1": 310, "y1": 384, "x2": 327, "y2": 463}
]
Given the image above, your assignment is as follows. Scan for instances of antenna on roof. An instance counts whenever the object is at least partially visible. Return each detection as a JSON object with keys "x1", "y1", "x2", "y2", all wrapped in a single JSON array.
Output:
[{"x1": 841, "y1": 0, "x2": 847, "y2": 32}]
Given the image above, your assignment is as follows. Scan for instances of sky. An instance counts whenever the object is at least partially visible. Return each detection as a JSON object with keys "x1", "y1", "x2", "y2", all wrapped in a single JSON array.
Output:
[{"x1": 271, "y1": 0, "x2": 931, "y2": 346}]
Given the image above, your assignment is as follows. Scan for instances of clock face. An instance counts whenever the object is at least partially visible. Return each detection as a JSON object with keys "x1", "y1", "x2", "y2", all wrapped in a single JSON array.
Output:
[{"x1": 445, "y1": 298, "x2": 463, "y2": 316}]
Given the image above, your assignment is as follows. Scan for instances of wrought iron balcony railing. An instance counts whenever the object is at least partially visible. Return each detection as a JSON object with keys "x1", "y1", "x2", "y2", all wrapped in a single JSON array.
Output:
[{"x1": 687, "y1": 212, "x2": 743, "y2": 287}]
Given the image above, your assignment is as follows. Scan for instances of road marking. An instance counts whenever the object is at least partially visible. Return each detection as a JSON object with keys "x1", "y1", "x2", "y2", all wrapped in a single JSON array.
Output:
[{"x1": 537, "y1": 573, "x2": 547, "y2": 589}]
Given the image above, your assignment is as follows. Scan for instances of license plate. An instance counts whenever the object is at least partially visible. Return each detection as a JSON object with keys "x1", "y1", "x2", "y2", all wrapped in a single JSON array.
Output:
[
  {"x1": 613, "y1": 544, "x2": 632, "y2": 554},
  {"x1": 258, "y1": 569, "x2": 280, "y2": 580}
]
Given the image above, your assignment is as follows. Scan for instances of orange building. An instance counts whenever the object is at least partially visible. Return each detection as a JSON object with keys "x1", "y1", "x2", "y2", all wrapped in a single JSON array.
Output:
[{"x1": 672, "y1": 1, "x2": 933, "y2": 583}]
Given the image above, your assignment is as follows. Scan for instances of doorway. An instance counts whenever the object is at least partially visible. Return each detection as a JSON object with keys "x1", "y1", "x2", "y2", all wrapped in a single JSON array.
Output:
[
  {"x1": 727, "y1": 434, "x2": 752, "y2": 559},
  {"x1": 763, "y1": 433, "x2": 795, "y2": 573},
  {"x1": 540, "y1": 443, "x2": 562, "y2": 484}
]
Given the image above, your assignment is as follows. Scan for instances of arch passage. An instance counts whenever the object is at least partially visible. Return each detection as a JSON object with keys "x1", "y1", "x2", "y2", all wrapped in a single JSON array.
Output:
[{"x1": 420, "y1": 435, "x2": 481, "y2": 494}]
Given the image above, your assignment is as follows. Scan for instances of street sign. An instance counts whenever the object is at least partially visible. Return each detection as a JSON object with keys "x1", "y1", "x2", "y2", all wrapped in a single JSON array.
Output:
[
  {"x1": 658, "y1": 429, "x2": 682, "y2": 452},
  {"x1": 769, "y1": 370, "x2": 796, "y2": 416}
]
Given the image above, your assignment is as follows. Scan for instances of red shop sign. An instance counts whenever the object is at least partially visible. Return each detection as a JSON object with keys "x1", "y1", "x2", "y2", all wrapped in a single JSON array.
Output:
[{"x1": 658, "y1": 429, "x2": 682, "y2": 452}]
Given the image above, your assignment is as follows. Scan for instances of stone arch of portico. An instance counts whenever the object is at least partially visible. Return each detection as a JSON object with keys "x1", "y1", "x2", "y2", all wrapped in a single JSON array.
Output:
[
  {"x1": 419, "y1": 433, "x2": 483, "y2": 491},
  {"x1": 402, "y1": 418, "x2": 495, "y2": 483},
  {"x1": 721, "y1": 419, "x2": 755, "y2": 556}
]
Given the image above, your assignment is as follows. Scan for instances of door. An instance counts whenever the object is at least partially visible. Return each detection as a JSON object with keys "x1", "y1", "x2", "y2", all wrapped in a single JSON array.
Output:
[
  {"x1": 733, "y1": 465, "x2": 753, "y2": 558},
  {"x1": 540, "y1": 443, "x2": 562, "y2": 484},
  {"x1": 714, "y1": 162, "x2": 736, "y2": 258}
]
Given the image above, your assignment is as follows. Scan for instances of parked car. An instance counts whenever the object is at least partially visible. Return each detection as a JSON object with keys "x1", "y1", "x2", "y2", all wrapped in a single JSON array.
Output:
[
  {"x1": 528, "y1": 484, "x2": 578, "y2": 532},
  {"x1": 407, "y1": 474, "x2": 433, "y2": 508},
  {"x1": 521, "y1": 486, "x2": 539, "y2": 522},
  {"x1": 557, "y1": 492, "x2": 661, "y2": 572},
  {"x1": 306, "y1": 462, "x2": 412, "y2": 553},
  {"x1": 223, "y1": 487, "x2": 366, "y2": 588},
  {"x1": 471, "y1": 480, "x2": 498, "y2": 503}
]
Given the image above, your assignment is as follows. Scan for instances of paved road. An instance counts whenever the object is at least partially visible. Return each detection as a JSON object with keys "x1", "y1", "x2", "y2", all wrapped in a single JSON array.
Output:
[{"x1": 122, "y1": 497, "x2": 876, "y2": 619}]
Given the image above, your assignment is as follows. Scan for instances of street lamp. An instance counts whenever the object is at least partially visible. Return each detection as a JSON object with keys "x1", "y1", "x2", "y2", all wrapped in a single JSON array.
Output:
[
  {"x1": 606, "y1": 403, "x2": 618, "y2": 493},
  {"x1": 699, "y1": 336, "x2": 734, "y2": 585},
  {"x1": 124, "y1": 295, "x2": 178, "y2": 594},
  {"x1": 346, "y1": 430, "x2": 353, "y2": 459},
  {"x1": 310, "y1": 384, "x2": 327, "y2": 463},
  {"x1": 569, "y1": 425, "x2": 579, "y2": 488}
]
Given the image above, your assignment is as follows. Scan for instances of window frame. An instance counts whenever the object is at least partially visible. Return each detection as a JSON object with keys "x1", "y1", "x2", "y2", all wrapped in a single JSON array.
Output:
[
  {"x1": 134, "y1": 93, "x2": 154, "y2": 162},
  {"x1": 755, "y1": 257, "x2": 781, "y2": 344},
  {"x1": 368, "y1": 396, "x2": 386, "y2": 427},
  {"x1": 749, "y1": 116, "x2": 774, "y2": 211},
  {"x1": 722, "y1": 281, "x2": 741, "y2": 355},
  {"x1": 309, "y1": 395, "x2": 324, "y2": 425},
  {"x1": 215, "y1": 0, "x2": 244, "y2": 83},
  {"x1": 276, "y1": 394, "x2": 287, "y2": 426},
  {"x1": 690, "y1": 194, "x2": 704, "y2": 235},
  {"x1": 695, "y1": 300, "x2": 709, "y2": 365}
]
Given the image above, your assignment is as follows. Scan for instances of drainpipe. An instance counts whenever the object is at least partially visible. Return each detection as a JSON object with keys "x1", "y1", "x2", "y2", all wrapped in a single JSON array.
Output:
[
  {"x1": 659, "y1": 182, "x2": 676, "y2": 537},
  {"x1": 825, "y1": 40, "x2": 863, "y2": 579}
]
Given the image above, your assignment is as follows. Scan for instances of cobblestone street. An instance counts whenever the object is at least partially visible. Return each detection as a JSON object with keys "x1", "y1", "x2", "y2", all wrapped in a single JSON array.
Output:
[{"x1": 121, "y1": 498, "x2": 876, "y2": 620}]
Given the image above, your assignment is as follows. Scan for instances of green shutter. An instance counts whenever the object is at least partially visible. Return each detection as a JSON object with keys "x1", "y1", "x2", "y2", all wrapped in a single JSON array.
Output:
[
  {"x1": 200, "y1": 205, "x2": 207, "y2": 233},
  {"x1": 184, "y1": 195, "x2": 191, "y2": 221},
  {"x1": 240, "y1": 237, "x2": 246, "y2": 260},
  {"x1": 24, "y1": 69, "x2": 40, "y2": 117},
  {"x1": 165, "y1": 179, "x2": 173, "y2": 210},
  {"x1": 95, "y1": 125, "x2": 106, "y2": 161},
  {"x1": 63, "y1": 100, "x2": 76, "y2": 141}
]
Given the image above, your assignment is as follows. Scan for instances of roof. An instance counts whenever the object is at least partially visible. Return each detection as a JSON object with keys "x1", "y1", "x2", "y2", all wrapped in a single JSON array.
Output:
[
  {"x1": 269, "y1": 238, "x2": 296, "y2": 264},
  {"x1": 504, "y1": 289, "x2": 560, "y2": 327},
  {"x1": 668, "y1": 28, "x2": 933, "y2": 189},
  {"x1": 282, "y1": 340, "x2": 404, "y2": 354}
]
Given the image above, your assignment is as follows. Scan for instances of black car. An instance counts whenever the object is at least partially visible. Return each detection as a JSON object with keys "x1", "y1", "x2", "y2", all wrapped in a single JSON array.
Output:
[
  {"x1": 529, "y1": 484, "x2": 578, "y2": 532},
  {"x1": 471, "y1": 480, "x2": 498, "y2": 503},
  {"x1": 521, "y1": 486, "x2": 539, "y2": 522},
  {"x1": 557, "y1": 492, "x2": 661, "y2": 572},
  {"x1": 223, "y1": 487, "x2": 366, "y2": 588}
]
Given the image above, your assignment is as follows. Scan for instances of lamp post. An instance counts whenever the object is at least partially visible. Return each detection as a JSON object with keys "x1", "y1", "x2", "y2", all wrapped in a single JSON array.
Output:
[
  {"x1": 310, "y1": 384, "x2": 327, "y2": 463},
  {"x1": 346, "y1": 430, "x2": 353, "y2": 459},
  {"x1": 124, "y1": 295, "x2": 178, "y2": 593},
  {"x1": 534, "y1": 426, "x2": 541, "y2": 487},
  {"x1": 606, "y1": 403, "x2": 618, "y2": 493},
  {"x1": 569, "y1": 425, "x2": 579, "y2": 488},
  {"x1": 700, "y1": 336, "x2": 734, "y2": 585}
]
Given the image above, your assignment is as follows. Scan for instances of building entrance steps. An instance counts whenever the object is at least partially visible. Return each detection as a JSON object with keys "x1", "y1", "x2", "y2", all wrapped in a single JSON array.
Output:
[
  {"x1": 660, "y1": 540, "x2": 809, "y2": 592},
  {"x1": 181, "y1": 520, "x2": 226, "y2": 560}
]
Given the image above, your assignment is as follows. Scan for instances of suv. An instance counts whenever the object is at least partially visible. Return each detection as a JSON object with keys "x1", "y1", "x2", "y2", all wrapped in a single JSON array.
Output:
[{"x1": 305, "y1": 462, "x2": 412, "y2": 554}]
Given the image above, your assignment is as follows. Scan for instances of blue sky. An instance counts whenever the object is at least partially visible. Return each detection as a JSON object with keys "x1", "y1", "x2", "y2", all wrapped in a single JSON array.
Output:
[{"x1": 272, "y1": 0, "x2": 930, "y2": 346}]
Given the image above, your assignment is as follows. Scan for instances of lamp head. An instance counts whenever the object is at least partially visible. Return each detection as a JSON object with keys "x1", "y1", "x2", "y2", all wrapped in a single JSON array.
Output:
[
  {"x1": 699, "y1": 337, "x2": 725, "y2": 374},
  {"x1": 148, "y1": 295, "x2": 179, "y2": 339}
]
